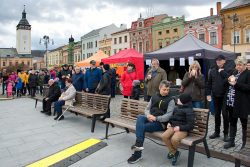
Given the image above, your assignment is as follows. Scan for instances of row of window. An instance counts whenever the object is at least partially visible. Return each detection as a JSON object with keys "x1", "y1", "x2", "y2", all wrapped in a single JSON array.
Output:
[
  {"x1": 195, "y1": 29, "x2": 250, "y2": 45},
  {"x1": 132, "y1": 41, "x2": 150, "y2": 53},
  {"x1": 232, "y1": 29, "x2": 250, "y2": 44},
  {"x1": 114, "y1": 36, "x2": 128, "y2": 44},
  {"x1": 113, "y1": 48, "x2": 127, "y2": 54},
  {"x1": 158, "y1": 29, "x2": 178, "y2": 35},
  {"x1": 2, "y1": 61, "x2": 30, "y2": 67}
]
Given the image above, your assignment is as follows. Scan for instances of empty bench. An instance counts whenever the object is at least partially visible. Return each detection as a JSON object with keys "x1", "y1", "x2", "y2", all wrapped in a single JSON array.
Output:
[
  {"x1": 105, "y1": 98, "x2": 210, "y2": 167},
  {"x1": 63, "y1": 92, "x2": 111, "y2": 133},
  {"x1": 233, "y1": 116, "x2": 250, "y2": 167}
]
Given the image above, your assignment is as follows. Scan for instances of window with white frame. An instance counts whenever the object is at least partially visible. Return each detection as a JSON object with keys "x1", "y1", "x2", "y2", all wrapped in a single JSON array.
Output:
[
  {"x1": 210, "y1": 31, "x2": 217, "y2": 45},
  {"x1": 199, "y1": 33, "x2": 205, "y2": 42},
  {"x1": 245, "y1": 29, "x2": 250, "y2": 43},
  {"x1": 232, "y1": 30, "x2": 240, "y2": 44},
  {"x1": 139, "y1": 42, "x2": 143, "y2": 53},
  {"x1": 132, "y1": 43, "x2": 136, "y2": 50}
]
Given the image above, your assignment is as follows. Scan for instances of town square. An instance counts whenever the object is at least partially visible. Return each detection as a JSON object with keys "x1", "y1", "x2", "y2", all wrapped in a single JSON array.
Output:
[{"x1": 0, "y1": 0, "x2": 250, "y2": 167}]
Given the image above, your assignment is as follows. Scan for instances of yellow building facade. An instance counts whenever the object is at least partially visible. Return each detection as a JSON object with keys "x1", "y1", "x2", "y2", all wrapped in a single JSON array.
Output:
[{"x1": 220, "y1": 2, "x2": 250, "y2": 57}]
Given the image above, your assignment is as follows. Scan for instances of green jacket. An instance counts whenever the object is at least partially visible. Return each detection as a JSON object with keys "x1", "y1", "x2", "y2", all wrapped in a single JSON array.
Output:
[{"x1": 145, "y1": 67, "x2": 167, "y2": 96}]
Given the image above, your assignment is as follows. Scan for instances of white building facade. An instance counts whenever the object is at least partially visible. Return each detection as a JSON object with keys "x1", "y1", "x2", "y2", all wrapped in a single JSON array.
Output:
[
  {"x1": 81, "y1": 24, "x2": 126, "y2": 60},
  {"x1": 111, "y1": 29, "x2": 130, "y2": 55}
]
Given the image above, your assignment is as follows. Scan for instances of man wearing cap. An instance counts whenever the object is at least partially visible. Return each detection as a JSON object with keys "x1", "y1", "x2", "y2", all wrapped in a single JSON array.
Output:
[
  {"x1": 58, "y1": 64, "x2": 71, "y2": 89},
  {"x1": 84, "y1": 60, "x2": 102, "y2": 93},
  {"x1": 41, "y1": 79, "x2": 61, "y2": 115},
  {"x1": 206, "y1": 55, "x2": 232, "y2": 141}
]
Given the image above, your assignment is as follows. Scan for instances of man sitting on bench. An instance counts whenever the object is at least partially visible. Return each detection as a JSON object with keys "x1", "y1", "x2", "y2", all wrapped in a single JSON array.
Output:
[
  {"x1": 127, "y1": 80, "x2": 175, "y2": 164},
  {"x1": 41, "y1": 79, "x2": 61, "y2": 116}
]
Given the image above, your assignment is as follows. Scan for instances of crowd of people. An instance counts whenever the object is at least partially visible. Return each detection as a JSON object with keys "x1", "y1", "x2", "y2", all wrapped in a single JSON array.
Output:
[{"x1": 1, "y1": 56, "x2": 250, "y2": 165}]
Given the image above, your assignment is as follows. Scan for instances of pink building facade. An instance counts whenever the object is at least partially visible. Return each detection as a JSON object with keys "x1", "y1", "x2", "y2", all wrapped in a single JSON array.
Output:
[
  {"x1": 129, "y1": 14, "x2": 167, "y2": 54},
  {"x1": 184, "y1": 15, "x2": 222, "y2": 49}
]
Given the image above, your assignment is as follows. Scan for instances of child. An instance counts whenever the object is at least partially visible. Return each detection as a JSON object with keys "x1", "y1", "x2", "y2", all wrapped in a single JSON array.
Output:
[
  {"x1": 16, "y1": 76, "x2": 23, "y2": 97},
  {"x1": 161, "y1": 93, "x2": 195, "y2": 166},
  {"x1": 131, "y1": 80, "x2": 140, "y2": 100},
  {"x1": 6, "y1": 80, "x2": 14, "y2": 98}
]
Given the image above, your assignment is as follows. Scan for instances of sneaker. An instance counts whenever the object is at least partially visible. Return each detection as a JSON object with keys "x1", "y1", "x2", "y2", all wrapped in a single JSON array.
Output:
[
  {"x1": 167, "y1": 152, "x2": 175, "y2": 159},
  {"x1": 127, "y1": 154, "x2": 142, "y2": 164},
  {"x1": 131, "y1": 140, "x2": 144, "y2": 151},
  {"x1": 172, "y1": 151, "x2": 180, "y2": 166},
  {"x1": 209, "y1": 132, "x2": 220, "y2": 139},
  {"x1": 40, "y1": 110, "x2": 46, "y2": 113}
]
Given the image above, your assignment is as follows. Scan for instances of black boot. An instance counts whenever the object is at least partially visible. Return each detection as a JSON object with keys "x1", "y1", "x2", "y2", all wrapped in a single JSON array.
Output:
[
  {"x1": 224, "y1": 134, "x2": 230, "y2": 142},
  {"x1": 224, "y1": 126, "x2": 236, "y2": 149},
  {"x1": 241, "y1": 129, "x2": 247, "y2": 149},
  {"x1": 209, "y1": 132, "x2": 220, "y2": 139}
]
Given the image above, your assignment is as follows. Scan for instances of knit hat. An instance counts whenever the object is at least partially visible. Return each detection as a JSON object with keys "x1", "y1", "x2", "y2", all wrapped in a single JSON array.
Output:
[
  {"x1": 132, "y1": 80, "x2": 140, "y2": 86},
  {"x1": 103, "y1": 64, "x2": 110, "y2": 71},
  {"x1": 179, "y1": 93, "x2": 192, "y2": 104}
]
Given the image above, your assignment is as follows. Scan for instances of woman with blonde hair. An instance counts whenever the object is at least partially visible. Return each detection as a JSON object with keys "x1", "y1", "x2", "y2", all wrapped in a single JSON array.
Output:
[
  {"x1": 181, "y1": 60, "x2": 205, "y2": 108},
  {"x1": 224, "y1": 56, "x2": 250, "y2": 149}
]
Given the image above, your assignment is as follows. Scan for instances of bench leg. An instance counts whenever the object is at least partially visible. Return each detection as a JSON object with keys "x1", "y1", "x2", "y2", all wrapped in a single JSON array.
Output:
[
  {"x1": 91, "y1": 116, "x2": 97, "y2": 133},
  {"x1": 125, "y1": 128, "x2": 129, "y2": 133},
  {"x1": 105, "y1": 123, "x2": 110, "y2": 139},
  {"x1": 203, "y1": 140, "x2": 210, "y2": 158},
  {"x1": 187, "y1": 145, "x2": 196, "y2": 167},
  {"x1": 235, "y1": 159, "x2": 241, "y2": 167},
  {"x1": 35, "y1": 99, "x2": 38, "y2": 108}
]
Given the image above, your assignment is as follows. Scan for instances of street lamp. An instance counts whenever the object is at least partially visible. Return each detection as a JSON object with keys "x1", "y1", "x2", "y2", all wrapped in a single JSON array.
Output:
[
  {"x1": 40, "y1": 35, "x2": 54, "y2": 69},
  {"x1": 228, "y1": 13, "x2": 238, "y2": 53}
]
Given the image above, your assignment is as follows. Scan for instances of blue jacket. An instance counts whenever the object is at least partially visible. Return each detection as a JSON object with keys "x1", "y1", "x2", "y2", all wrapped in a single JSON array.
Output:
[
  {"x1": 72, "y1": 72, "x2": 85, "y2": 91},
  {"x1": 84, "y1": 67, "x2": 102, "y2": 90},
  {"x1": 16, "y1": 78, "x2": 23, "y2": 90}
]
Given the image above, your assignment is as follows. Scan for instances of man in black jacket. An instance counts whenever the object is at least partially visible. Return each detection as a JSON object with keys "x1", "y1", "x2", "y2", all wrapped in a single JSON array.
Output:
[
  {"x1": 41, "y1": 79, "x2": 61, "y2": 116},
  {"x1": 206, "y1": 55, "x2": 232, "y2": 141}
]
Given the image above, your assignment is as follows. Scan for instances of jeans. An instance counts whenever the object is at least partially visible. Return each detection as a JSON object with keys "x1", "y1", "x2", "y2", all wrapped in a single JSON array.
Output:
[
  {"x1": 213, "y1": 96, "x2": 229, "y2": 134},
  {"x1": 192, "y1": 101, "x2": 203, "y2": 108},
  {"x1": 88, "y1": 88, "x2": 96, "y2": 93},
  {"x1": 54, "y1": 100, "x2": 65, "y2": 116},
  {"x1": 111, "y1": 83, "x2": 116, "y2": 97},
  {"x1": 2, "y1": 82, "x2": 6, "y2": 94},
  {"x1": 134, "y1": 115, "x2": 164, "y2": 156}
]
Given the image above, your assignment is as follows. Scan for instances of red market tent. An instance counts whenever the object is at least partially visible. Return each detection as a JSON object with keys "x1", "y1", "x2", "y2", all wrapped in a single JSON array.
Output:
[{"x1": 102, "y1": 49, "x2": 144, "y2": 80}]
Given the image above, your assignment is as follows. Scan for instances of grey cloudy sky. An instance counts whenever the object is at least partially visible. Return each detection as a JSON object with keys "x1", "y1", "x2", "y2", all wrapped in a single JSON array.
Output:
[{"x1": 0, "y1": 0, "x2": 232, "y2": 50}]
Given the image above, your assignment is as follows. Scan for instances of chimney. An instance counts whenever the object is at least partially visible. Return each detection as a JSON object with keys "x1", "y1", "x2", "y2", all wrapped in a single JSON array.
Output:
[
  {"x1": 210, "y1": 8, "x2": 214, "y2": 16},
  {"x1": 217, "y1": 2, "x2": 221, "y2": 15}
]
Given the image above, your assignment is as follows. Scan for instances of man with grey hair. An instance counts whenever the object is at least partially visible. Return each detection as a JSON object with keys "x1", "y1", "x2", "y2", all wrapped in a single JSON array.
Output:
[
  {"x1": 145, "y1": 58, "x2": 167, "y2": 101},
  {"x1": 127, "y1": 80, "x2": 175, "y2": 164},
  {"x1": 41, "y1": 79, "x2": 61, "y2": 116}
]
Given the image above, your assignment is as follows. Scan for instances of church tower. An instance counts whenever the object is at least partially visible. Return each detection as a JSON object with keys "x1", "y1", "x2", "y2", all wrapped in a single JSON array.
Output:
[{"x1": 16, "y1": 5, "x2": 31, "y2": 55}]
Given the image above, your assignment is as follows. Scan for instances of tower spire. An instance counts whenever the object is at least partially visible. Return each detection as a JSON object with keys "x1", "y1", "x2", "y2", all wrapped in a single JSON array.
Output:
[{"x1": 22, "y1": 5, "x2": 26, "y2": 19}]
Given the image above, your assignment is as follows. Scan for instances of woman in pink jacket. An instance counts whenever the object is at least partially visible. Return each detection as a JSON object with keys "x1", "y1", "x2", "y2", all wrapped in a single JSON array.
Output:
[{"x1": 121, "y1": 63, "x2": 137, "y2": 98}]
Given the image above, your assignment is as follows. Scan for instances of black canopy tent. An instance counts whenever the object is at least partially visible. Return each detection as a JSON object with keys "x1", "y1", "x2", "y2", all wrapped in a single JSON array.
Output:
[
  {"x1": 144, "y1": 33, "x2": 236, "y2": 60},
  {"x1": 144, "y1": 33, "x2": 236, "y2": 80}
]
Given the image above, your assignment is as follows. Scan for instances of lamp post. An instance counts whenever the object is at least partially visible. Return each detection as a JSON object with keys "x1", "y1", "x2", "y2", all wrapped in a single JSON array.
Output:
[
  {"x1": 40, "y1": 35, "x2": 54, "y2": 69},
  {"x1": 228, "y1": 13, "x2": 238, "y2": 53}
]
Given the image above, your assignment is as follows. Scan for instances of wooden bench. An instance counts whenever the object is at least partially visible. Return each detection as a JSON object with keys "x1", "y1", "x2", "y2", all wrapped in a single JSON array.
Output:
[
  {"x1": 233, "y1": 116, "x2": 250, "y2": 167},
  {"x1": 105, "y1": 98, "x2": 210, "y2": 167},
  {"x1": 33, "y1": 86, "x2": 49, "y2": 108},
  {"x1": 63, "y1": 92, "x2": 111, "y2": 133}
]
